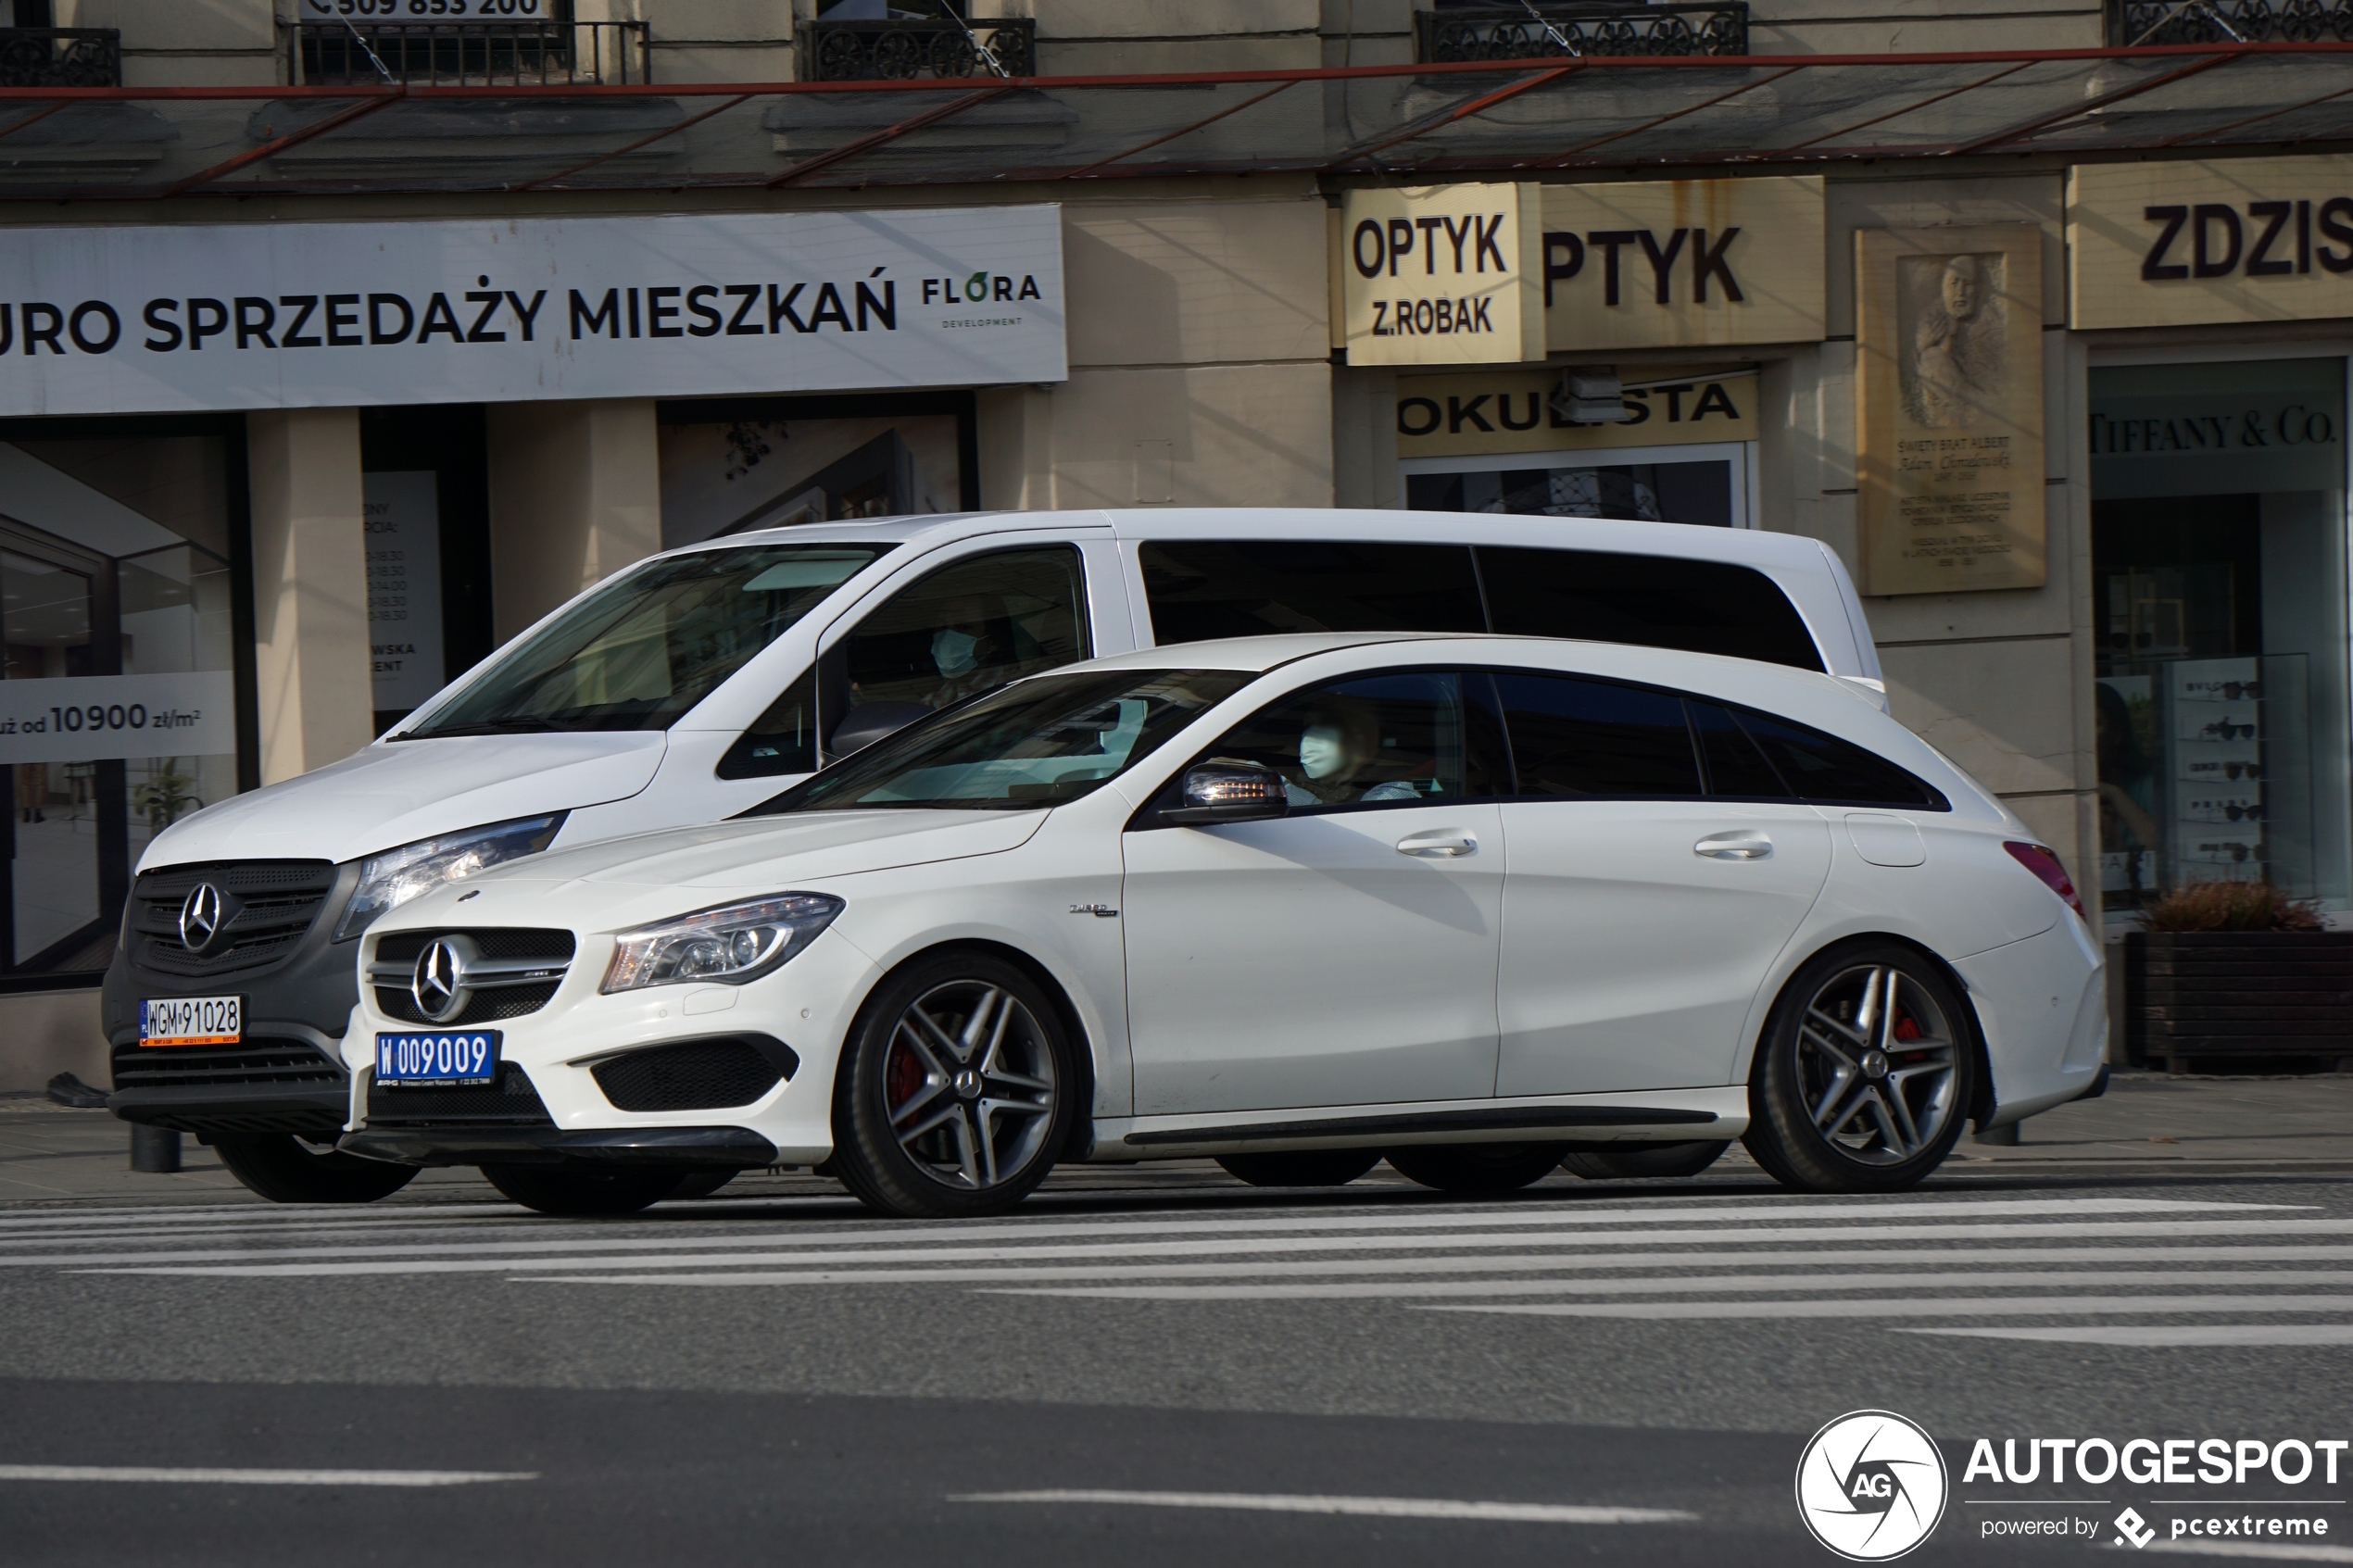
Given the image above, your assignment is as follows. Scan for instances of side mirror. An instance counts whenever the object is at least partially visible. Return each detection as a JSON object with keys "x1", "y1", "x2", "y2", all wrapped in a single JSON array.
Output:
[
  {"x1": 1162, "y1": 761, "x2": 1288, "y2": 826},
  {"x1": 826, "y1": 700, "x2": 932, "y2": 759}
]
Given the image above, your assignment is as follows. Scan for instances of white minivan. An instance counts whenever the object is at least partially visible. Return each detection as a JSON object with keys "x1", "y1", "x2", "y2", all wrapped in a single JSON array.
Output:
[{"x1": 103, "y1": 507, "x2": 1883, "y2": 1201}]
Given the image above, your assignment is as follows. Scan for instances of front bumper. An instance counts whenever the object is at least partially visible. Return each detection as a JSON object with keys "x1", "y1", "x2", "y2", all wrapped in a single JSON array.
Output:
[
  {"x1": 112, "y1": 1076, "x2": 350, "y2": 1136},
  {"x1": 340, "y1": 1123, "x2": 777, "y2": 1168}
]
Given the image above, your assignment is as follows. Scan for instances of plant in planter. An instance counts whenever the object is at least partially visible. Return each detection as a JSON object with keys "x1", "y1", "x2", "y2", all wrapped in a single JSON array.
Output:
[{"x1": 2124, "y1": 881, "x2": 2351, "y2": 1073}]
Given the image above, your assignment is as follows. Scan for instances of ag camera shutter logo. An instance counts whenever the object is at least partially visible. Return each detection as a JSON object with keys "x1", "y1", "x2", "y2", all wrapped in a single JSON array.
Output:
[{"x1": 1796, "y1": 1410, "x2": 1950, "y2": 1561}]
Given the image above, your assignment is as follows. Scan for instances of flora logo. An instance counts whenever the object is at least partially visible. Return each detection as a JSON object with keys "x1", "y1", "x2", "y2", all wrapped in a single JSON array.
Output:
[{"x1": 1796, "y1": 1411, "x2": 1950, "y2": 1561}]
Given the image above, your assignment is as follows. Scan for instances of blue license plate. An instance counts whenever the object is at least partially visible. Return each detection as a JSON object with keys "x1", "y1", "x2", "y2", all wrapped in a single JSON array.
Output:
[{"x1": 374, "y1": 1031, "x2": 501, "y2": 1085}]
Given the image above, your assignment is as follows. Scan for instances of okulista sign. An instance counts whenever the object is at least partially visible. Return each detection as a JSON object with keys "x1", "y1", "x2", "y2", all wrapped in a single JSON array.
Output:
[{"x1": 0, "y1": 207, "x2": 1067, "y2": 417}]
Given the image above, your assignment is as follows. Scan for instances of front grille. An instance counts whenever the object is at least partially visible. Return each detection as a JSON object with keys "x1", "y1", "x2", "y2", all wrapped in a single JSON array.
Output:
[
  {"x1": 367, "y1": 1061, "x2": 553, "y2": 1127},
  {"x1": 112, "y1": 1040, "x2": 344, "y2": 1091},
  {"x1": 371, "y1": 927, "x2": 575, "y2": 1026},
  {"x1": 593, "y1": 1038, "x2": 792, "y2": 1113},
  {"x1": 131, "y1": 860, "x2": 338, "y2": 979}
]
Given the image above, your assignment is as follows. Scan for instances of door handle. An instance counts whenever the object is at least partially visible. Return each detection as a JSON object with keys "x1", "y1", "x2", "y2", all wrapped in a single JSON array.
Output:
[
  {"x1": 1695, "y1": 831, "x2": 1773, "y2": 860},
  {"x1": 1397, "y1": 830, "x2": 1478, "y2": 859}
]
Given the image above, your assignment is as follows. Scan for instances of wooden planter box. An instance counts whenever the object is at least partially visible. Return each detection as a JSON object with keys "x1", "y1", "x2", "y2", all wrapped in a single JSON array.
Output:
[{"x1": 2124, "y1": 931, "x2": 2353, "y2": 1073}]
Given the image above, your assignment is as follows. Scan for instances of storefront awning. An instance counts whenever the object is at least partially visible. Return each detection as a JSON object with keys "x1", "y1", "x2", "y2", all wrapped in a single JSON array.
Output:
[{"x1": 5, "y1": 45, "x2": 2353, "y2": 200}]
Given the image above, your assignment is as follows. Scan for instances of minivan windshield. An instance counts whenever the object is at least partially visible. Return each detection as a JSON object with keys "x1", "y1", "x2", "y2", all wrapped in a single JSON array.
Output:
[
  {"x1": 402, "y1": 544, "x2": 893, "y2": 737},
  {"x1": 756, "y1": 668, "x2": 1252, "y2": 812}
]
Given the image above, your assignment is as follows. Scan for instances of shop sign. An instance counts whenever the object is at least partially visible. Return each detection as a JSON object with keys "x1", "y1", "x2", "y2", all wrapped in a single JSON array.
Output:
[
  {"x1": 0, "y1": 671, "x2": 236, "y2": 766},
  {"x1": 1855, "y1": 225, "x2": 2047, "y2": 596},
  {"x1": 1541, "y1": 177, "x2": 1825, "y2": 352},
  {"x1": 1337, "y1": 184, "x2": 1544, "y2": 368},
  {"x1": 0, "y1": 207, "x2": 1066, "y2": 418},
  {"x1": 2070, "y1": 157, "x2": 2353, "y2": 330},
  {"x1": 364, "y1": 471, "x2": 444, "y2": 714},
  {"x1": 1395, "y1": 369, "x2": 1757, "y2": 458},
  {"x1": 2087, "y1": 376, "x2": 2346, "y2": 500}
]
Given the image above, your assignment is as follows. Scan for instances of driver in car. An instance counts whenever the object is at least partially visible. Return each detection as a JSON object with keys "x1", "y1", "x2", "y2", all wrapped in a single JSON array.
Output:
[{"x1": 1280, "y1": 699, "x2": 1426, "y2": 808}]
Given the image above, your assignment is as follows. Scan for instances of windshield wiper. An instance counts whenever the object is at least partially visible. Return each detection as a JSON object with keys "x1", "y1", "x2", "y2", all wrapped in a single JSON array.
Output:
[{"x1": 396, "y1": 717, "x2": 574, "y2": 740}]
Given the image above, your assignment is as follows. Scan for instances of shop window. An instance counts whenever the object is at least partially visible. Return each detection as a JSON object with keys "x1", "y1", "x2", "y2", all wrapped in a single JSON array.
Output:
[
  {"x1": 360, "y1": 406, "x2": 492, "y2": 737},
  {"x1": 2090, "y1": 358, "x2": 2351, "y2": 923},
  {"x1": 656, "y1": 394, "x2": 976, "y2": 549},
  {"x1": 0, "y1": 423, "x2": 248, "y2": 983},
  {"x1": 1402, "y1": 440, "x2": 1752, "y2": 529}
]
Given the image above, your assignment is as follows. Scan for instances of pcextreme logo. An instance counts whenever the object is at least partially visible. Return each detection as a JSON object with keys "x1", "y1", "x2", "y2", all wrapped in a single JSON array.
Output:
[{"x1": 1797, "y1": 1411, "x2": 1952, "y2": 1561}]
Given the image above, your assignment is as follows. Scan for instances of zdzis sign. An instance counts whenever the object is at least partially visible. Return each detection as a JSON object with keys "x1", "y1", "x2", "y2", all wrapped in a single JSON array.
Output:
[{"x1": 2071, "y1": 158, "x2": 2353, "y2": 330}]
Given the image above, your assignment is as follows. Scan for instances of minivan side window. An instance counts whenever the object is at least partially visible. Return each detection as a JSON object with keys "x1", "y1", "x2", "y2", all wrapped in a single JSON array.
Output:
[
  {"x1": 1185, "y1": 669, "x2": 1504, "y2": 812},
  {"x1": 1139, "y1": 541, "x2": 1484, "y2": 646},
  {"x1": 1476, "y1": 546, "x2": 1824, "y2": 672},
  {"x1": 1491, "y1": 672, "x2": 1703, "y2": 797},
  {"x1": 715, "y1": 670, "x2": 816, "y2": 780},
  {"x1": 824, "y1": 547, "x2": 1088, "y2": 746}
]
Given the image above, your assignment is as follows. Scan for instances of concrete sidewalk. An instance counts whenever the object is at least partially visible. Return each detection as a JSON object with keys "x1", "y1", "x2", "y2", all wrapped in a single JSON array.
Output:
[{"x1": 3, "y1": 1068, "x2": 2347, "y2": 1209}]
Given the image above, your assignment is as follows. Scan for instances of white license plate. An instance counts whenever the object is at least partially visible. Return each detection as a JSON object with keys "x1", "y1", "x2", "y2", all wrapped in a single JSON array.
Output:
[
  {"x1": 374, "y1": 1031, "x2": 502, "y2": 1085},
  {"x1": 140, "y1": 996, "x2": 242, "y2": 1047}
]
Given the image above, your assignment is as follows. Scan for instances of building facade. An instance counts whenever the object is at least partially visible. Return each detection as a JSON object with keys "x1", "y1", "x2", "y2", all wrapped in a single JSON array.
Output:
[{"x1": 2, "y1": 0, "x2": 2348, "y2": 1085}]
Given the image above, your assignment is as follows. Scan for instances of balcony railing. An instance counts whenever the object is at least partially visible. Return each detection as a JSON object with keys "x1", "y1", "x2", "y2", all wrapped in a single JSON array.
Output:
[
  {"x1": 2109, "y1": 0, "x2": 2353, "y2": 44},
  {"x1": 0, "y1": 27, "x2": 120, "y2": 88},
  {"x1": 286, "y1": 19, "x2": 650, "y2": 87},
  {"x1": 802, "y1": 17, "x2": 1038, "y2": 81},
  {"x1": 1417, "y1": 4, "x2": 1748, "y2": 58}
]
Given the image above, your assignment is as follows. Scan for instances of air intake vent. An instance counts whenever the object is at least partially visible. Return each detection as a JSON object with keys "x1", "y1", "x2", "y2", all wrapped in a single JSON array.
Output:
[
  {"x1": 112, "y1": 1040, "x2": 344, "y2": 1090},
  {"x1": 367, "y1": 1062, "x2": 553, "y2": 1127},
  {"x1": 593, "y1": 1037, "x2": 796, "y2": 1113}
]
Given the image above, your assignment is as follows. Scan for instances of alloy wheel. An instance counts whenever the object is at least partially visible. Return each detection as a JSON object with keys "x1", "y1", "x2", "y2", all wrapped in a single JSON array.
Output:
[
  {"x1": 1792, "y1": 963, "x2": 1960, "y2": 1165},
  {"x1": 882, "y1": 980, "x2": 1059, "y2": 1192}
]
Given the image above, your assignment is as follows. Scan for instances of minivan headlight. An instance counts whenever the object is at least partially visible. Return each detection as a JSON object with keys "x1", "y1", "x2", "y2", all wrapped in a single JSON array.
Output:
[
  {"x1": 601, "y1": 893, "x2": 844, "y2": 994},
  {"x1": 335, "y1": 814, "x2": 568, "y2": 941}
]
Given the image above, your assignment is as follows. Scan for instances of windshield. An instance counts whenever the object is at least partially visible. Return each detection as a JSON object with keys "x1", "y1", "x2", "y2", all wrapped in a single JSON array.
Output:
[
  {"x1": 403, "y1": 545, "x2": 892, "y2": 737},
  {"x1": 757, "y1": 668, "x2": 1253, "y2": 812}
]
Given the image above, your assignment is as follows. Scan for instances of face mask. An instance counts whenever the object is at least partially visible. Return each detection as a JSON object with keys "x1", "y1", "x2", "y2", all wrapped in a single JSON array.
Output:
[
  {"x1": 932, "y1": 628, "x2": 979, "y2": 677},
  {"x1": 1300, "y1": 724, "x2": 1346, "y2": 780}
]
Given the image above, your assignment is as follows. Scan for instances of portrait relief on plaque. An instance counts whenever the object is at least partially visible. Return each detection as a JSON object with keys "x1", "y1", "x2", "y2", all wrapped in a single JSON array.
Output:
[{"x1": 1856, "y1": 226, "x2": 2046, "y2": 596}]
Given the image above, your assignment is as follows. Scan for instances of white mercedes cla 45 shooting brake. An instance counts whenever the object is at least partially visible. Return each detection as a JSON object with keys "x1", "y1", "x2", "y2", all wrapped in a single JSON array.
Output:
[{"x1": 340, "y1": 633, "x2": 2105, "y2": 1219}]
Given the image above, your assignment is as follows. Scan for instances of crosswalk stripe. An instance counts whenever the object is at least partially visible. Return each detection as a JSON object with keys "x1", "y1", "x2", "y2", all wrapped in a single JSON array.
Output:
[
  {"x1": 84, "y1": 1216, "x2": 2353, "y2": 1279},
  {"x1": 1422, "y1": 1294, "x2": 2353, "y2": 1320},
  {"x1": 0, "y1": 1465, "x2": 535, "y2": 1486},
  {"x1": 1905, "y1": 1324, "x2": 2353, "y2": 1347},
  {"x1": 950, "y1": 1489, "x2": 1693, "y2": 1524}
]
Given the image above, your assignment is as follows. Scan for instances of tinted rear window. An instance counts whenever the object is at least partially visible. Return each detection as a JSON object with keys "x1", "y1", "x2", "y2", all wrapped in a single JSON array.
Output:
[
  {"x1": 1139, "y1": 540, "x2": 1484, "y2": 646},
  {"x1": 1492, "y1": 672, "x2": 1701, "y2": 797},
  {"x1": 1476, "y1": 546, "x2": 1824, "y2": 671},
  {"x1": 1736, "y1": 709, "x2": 1947, "y2": 809}
]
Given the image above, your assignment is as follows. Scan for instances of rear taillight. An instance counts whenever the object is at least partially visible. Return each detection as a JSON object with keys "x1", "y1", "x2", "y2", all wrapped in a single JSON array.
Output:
[{"x1": 2004, "y1": 841, "x2": 2085, "y2": 921}]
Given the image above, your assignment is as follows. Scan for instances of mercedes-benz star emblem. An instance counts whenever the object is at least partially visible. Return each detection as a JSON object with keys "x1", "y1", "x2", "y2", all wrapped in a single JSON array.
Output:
[
  {"x1": 178, "y1": 884, "x2": 225, "y2": 953},
  {"x1": 411, "y1": 939, "x2": 470, "y2": 1024}
]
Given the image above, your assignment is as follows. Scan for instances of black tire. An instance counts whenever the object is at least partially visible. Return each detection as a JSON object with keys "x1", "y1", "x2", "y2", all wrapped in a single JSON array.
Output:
[
  {"x1": 1559, "y1": 1141, "x2": 1731, "y2": 1181},
  {"x1": 664, "y1": 1169, "x2": 739, "y2": 1200},
  {"x1": 1385, "y1": 1142, "x2": 1566, "y2": 1194},
  {"x1": 480, "y1": 1163, "x2": 690, "y2": 1216},
  {"x1": 211, "y1": 1134, "x2": 418, "y2": 1204},
  {"x1": 1216, "y1": 1149, "x2": 1380, "y2": 1188},
  {"x1": 1743, "y1": 941, "x2": 1977, "y2": 1194},
  {"x1": 831, "y1": 952, "x2": 1077, "y2": 1220}
]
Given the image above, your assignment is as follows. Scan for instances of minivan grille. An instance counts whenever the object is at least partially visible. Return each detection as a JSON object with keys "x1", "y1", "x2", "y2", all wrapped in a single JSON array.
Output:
[
  {"x1": 112, "y1": 1040, "x2": 344, "y2": 1091},
  {"x1": 131, "y1": 860, "x2": 338, "y2": 979}
]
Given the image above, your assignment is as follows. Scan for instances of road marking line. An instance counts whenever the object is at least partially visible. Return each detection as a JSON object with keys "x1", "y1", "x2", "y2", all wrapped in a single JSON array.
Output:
[
  {"x1": 0, "y1": 1465, "x2": 535, "y2": 1486},
  {"x1": 1422, "y1": 1294, "x2": 2353, "y2": 1320},
  {"x1": 83, "y1": 1218, "x2": 2353, "y2": 1279},
  {"x1": 2142, "y1": 1541, "x2": 2353, "y2": 1562},
  {"x1": 949, "y1": 1489, "x2": 1692, "y2": 1524},
  {"x1": 1903, "y1": 1324, "x2": 2353, "y2": 1347},
  {"x1": 973, "y1": 1269, "x2": 2353, "y2": 1301}
]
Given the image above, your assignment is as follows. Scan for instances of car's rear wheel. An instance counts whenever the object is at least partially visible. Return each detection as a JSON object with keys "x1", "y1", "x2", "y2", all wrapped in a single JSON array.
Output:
[
  {"x1": 1215, "y1": 1150, "x2": 1380, "y2": 1188},
  {"x1": 1559, "y1": 1141, "x2": 1731, "y2": 1181},
  {"x1": 1743, "y1": 943, "x2": 1975, "y2": 1194},
  {"x1": 211, "y1": 1133, "x2": 418, "y2": 1204},
  {"x1": 1385, "y1": 1142, "x2": 1565, "y2": 1194},
  {"x1": 831, "y1": 955, "x2": 1076, "y2": 1219},
  {"x1": 480, "y1": 1162, "x2": 690, "y2": 1216}
]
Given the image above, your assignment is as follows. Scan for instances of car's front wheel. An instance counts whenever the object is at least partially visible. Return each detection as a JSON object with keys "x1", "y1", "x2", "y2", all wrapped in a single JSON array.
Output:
[
  {"x1": 480, "y1": 1163, "x2": 689, "y2": 1216},
  {"x1": 1385, "y1": 1142, "x2": 1565, "y2": 1194},
  {"x1": 831, "y1": 954, "x2": 1076, "y2": 1219},
  {"x1": 1743, "y1": 942, "x2": 1975, "y2": 1193},
  {"x1": 1216, "y1": 1150, "x2": 1380, "y2": 1188},
  {"x1": 212, "y1": 1133, "x2": 418, "y2": 1204}
]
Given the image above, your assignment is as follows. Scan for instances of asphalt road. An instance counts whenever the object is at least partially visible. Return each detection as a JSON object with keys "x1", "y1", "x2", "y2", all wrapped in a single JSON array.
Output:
[{"x1": 6, "y1": 1155, "x2": 2353, "y2": 1566}]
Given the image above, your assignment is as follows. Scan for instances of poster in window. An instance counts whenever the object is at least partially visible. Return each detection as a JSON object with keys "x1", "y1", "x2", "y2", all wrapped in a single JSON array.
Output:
[{"x1": 1856, "y1": 225, "x2": 2046, "y2": 596}]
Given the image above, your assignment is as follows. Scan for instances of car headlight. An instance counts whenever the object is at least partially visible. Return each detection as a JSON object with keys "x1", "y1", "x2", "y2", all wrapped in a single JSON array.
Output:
[
  {"x1": 334, "y1": 814, "x2": 568, "y2": 941},
  {"x1": 601, "y1": 893, "x2": 844, "y2": 994}
]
